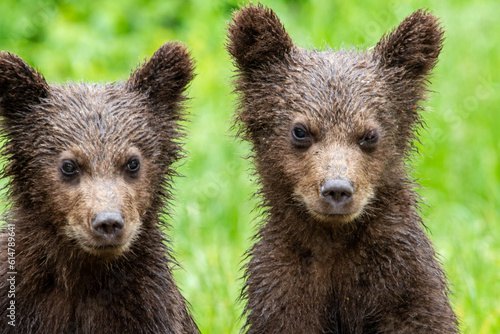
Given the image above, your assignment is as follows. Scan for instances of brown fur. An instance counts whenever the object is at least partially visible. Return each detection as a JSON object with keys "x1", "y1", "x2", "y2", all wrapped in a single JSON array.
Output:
[
  {"x1": 0, "y1": 43, "x2": 199, "y2": 333},
  {"x1": 228, "y1": 4, "x2": 458, "y2": 333}
]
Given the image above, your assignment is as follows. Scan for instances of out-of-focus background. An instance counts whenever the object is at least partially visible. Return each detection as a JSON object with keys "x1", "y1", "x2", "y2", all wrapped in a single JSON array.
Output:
[{"x1": 0, "y1": 0, "x2": 498, "y2": 332}]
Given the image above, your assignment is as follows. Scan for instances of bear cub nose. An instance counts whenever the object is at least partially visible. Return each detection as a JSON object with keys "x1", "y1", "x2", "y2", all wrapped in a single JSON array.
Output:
[
  {"x1": 91, "y1": 212, "x2": 125, "y2": 239},
  {"x1": 320, "y1": 179, "x2": 354, "y2": 206}
]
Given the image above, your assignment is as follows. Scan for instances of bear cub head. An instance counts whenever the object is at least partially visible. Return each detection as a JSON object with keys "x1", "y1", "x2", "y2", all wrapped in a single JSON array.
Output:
[
  {"x1": 228, "y1": 4, "x2": 443, "y2": 224},
  {"x1": 0, "y1": 43, "x2": 193, "y2": 258}
]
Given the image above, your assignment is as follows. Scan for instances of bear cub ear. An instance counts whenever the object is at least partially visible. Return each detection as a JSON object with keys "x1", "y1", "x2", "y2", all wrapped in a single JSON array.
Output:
[
  {"x1": 127, "y1": 42, "x2": 194, "y2": 106},
  {"x1": 0, "y1": 52, "x2": 49, "y2": 120},
  {"x1": 227, "y1": 3, "x2": 294, "y2": 71},
  {"x1": 373, "y1": 9, "x2": 444, "y2": 79}
]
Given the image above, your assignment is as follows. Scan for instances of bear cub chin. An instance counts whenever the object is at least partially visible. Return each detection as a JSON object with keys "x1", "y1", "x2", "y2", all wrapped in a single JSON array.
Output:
[
  {"x1": 0, "y1": 43, "x2": 199, "y2": 333},
  {"x1": 228, "y1": 4, "x2": 458, "y2": 333}
]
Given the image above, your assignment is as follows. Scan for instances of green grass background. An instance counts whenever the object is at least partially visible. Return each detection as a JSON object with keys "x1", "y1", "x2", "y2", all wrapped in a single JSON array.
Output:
[{"x1": 0, "y1": 0, "x2": 498, "y2": 333}]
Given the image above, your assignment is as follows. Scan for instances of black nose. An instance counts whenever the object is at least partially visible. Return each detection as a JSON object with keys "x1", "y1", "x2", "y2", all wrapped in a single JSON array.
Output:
[
  {"x1": 320, "y1": 179, "x2": 354, "y2": 206},
  {"x1": 91, "y1": 212, "x2": 125, "y2": 239}
]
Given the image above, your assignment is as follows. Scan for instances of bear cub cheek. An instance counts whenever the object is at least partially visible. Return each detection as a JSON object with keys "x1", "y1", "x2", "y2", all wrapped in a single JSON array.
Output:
[{"x1": 51, "y1": 150, "x2": 151, "y2": 258}]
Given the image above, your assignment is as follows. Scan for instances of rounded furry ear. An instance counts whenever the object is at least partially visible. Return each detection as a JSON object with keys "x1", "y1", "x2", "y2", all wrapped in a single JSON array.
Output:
[
  {"x1": 0, "y1": 52, "x2": 49, "y2": 119},
  {"x1": 373, "y1": 9, "x2": 444, "y2": 79},
  {"x1": 227, "y1": 3, "x2": 293, "y2": 71},
  {"x1": 127, "y1": 42, "x2": 194, "y2": 105}
]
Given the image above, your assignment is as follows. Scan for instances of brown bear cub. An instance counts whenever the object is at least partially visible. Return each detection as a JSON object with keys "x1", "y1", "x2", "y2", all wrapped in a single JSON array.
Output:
[
  {"x1": 228, "y1": 4, "x2": 458, "y2": 333},
  {"x1": 0, "y1": 43, "x2": 199, "y2": 333}
]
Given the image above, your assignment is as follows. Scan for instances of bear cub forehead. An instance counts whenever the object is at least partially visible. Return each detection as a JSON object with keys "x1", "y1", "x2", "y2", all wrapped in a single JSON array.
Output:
[
  {"x1": 276, "y1": 50, "x2": 389, "y2": 137},
  {"x1": 41, "y1": 83, "x2": 156, "y2": 159}
]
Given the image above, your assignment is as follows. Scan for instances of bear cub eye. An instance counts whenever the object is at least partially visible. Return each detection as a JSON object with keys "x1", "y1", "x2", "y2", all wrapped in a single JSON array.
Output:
[
  {"x1": 291, "y1": 124, "x2": 313, "y2": 149},
  {"x1": 359, "y1": 129, "x2": 379, "y2": 151},
  {"x1": 61, "y1": 160, "x2": 79, "y2": 177},
  {"x1": 126, "y1": 158, "x2": 141, "y2": 173}
]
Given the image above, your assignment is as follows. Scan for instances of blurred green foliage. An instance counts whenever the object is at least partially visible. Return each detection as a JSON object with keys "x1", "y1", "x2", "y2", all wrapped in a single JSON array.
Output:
[{"x1": 0, "y1": 0, "x2": 498, "y2": 333}]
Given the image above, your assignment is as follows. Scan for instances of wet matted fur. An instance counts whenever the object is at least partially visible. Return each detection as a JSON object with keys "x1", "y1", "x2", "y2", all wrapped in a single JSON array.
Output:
[
  {"x1": 228, "y1": 4, "x2": 458, "y2": 333},
  {"x1": 0, "y1": 43, "x2": 199, "y2": 333}
]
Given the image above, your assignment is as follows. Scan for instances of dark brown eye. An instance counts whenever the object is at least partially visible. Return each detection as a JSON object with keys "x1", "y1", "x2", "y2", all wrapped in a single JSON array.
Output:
[
  {"x1": 293, "y1": 127, "x2": 307, "y2": 139},
  {"x1": 61, "y1": 160, "x2": 78, "y2": 176},
  {"x1": 291, "y1": 124, "x2": 313, "y2": 149},
  {"x1": 126, "y1": 158, "x2": 140, "y2": 173},
  {"x1": 359, "y1": 129, "x2": 379, "y2": 151}
]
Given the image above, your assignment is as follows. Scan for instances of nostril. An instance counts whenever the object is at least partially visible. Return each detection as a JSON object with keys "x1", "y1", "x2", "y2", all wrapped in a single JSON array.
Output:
[
  {"x1": 91, "y1": 212, "x2": 125, "y2": 239},
  {"x1": 320, "y1": 179, "x2": 354, "y2": 205}
]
